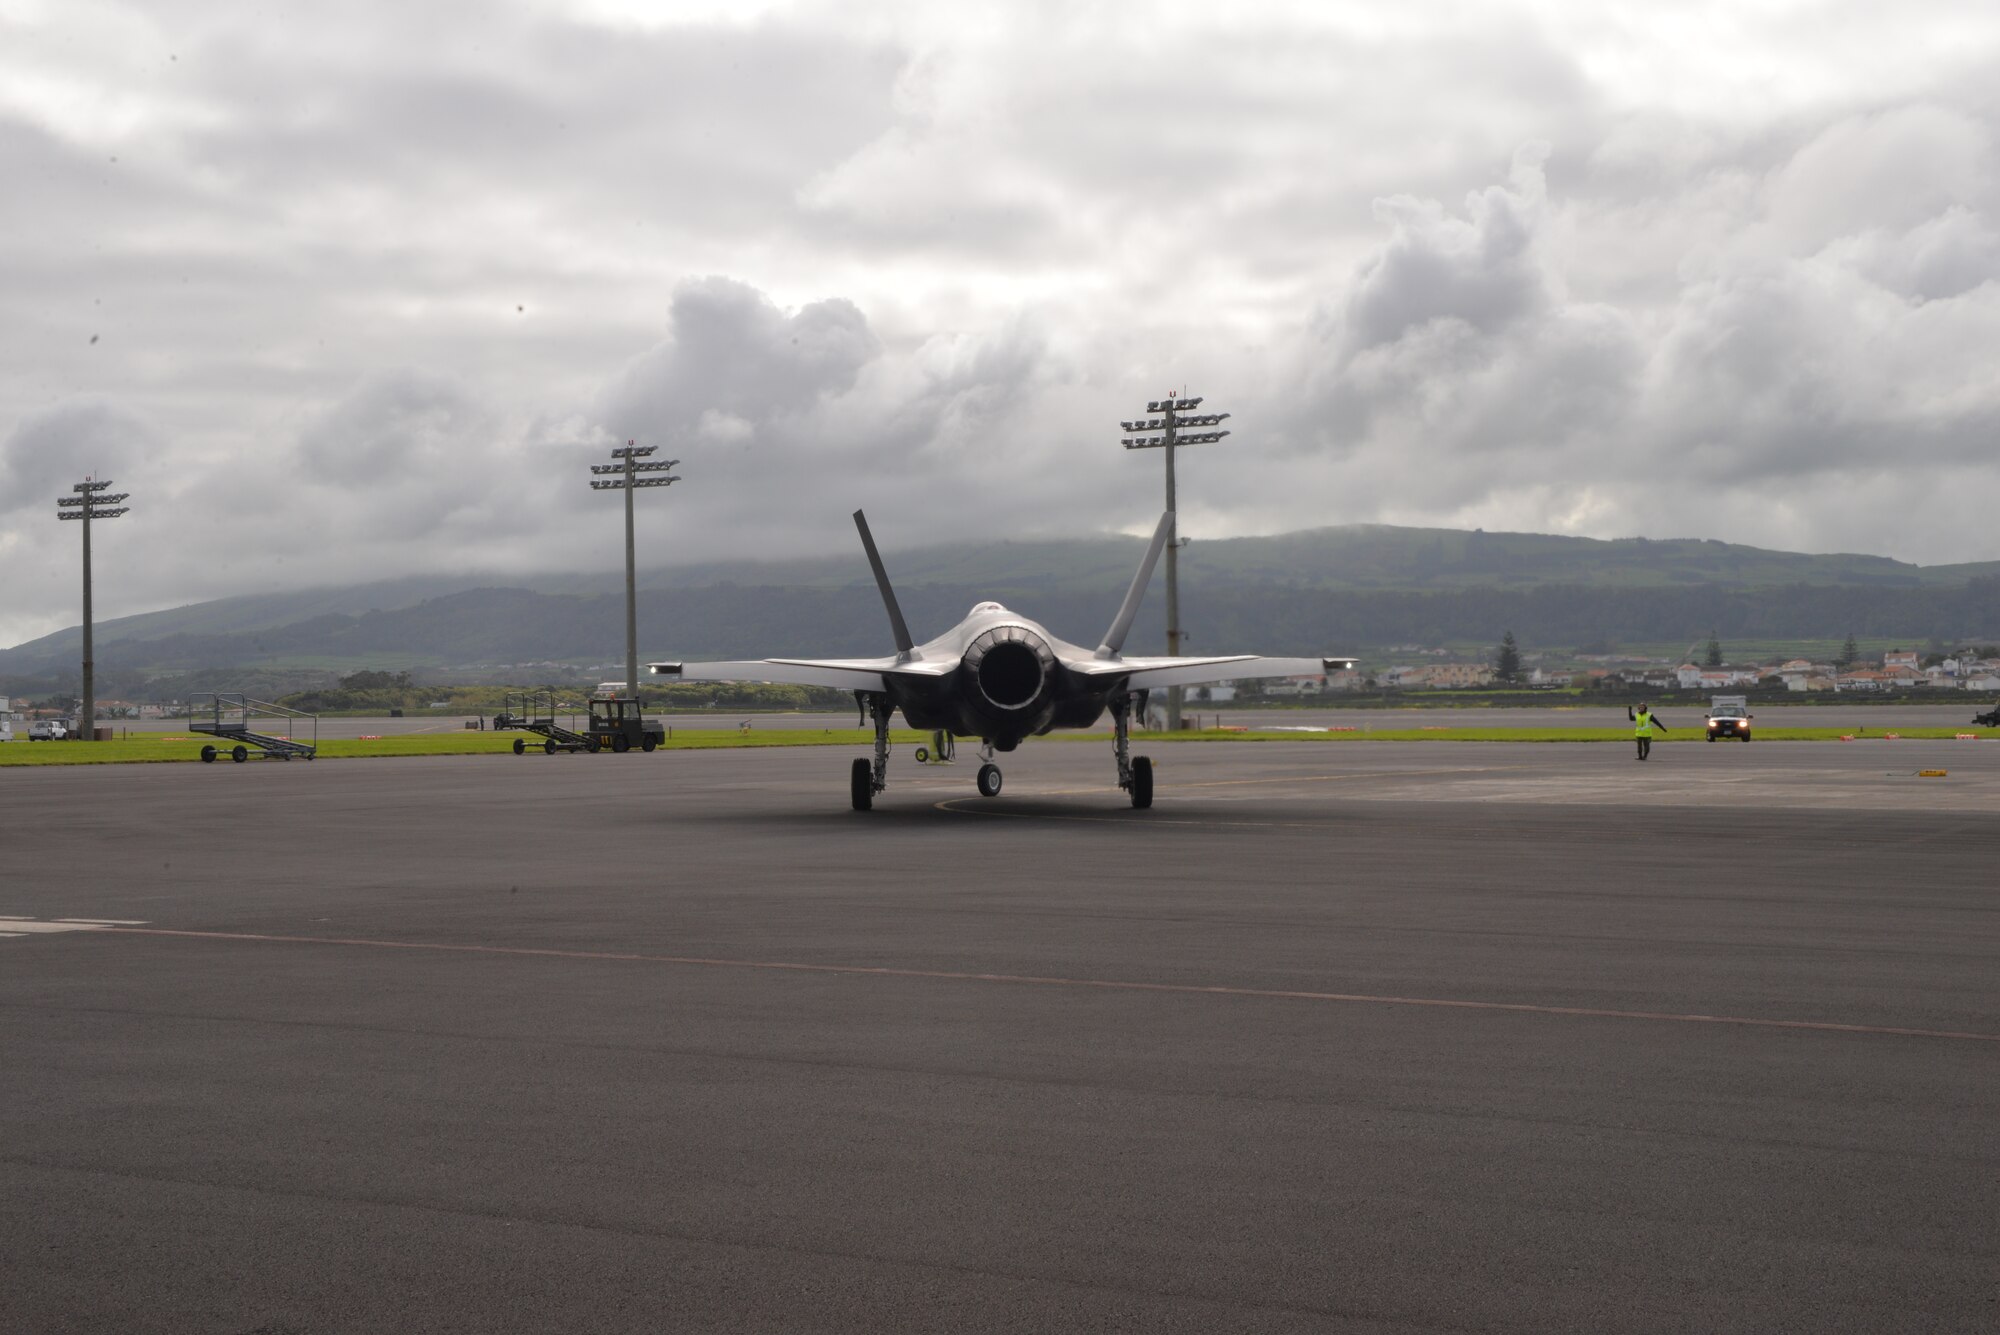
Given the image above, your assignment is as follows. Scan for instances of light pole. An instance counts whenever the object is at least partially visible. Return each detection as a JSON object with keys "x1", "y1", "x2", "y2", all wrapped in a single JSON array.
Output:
[
  {"x1": 590, "y1": 441, "x2": 679, "y2": 695},
  {"x1": 1121, "y1": 394, "x2": 1230, "y2": 730},
  {"x1": 55, "y1": 477, "x2": 130, "y2": 741}
]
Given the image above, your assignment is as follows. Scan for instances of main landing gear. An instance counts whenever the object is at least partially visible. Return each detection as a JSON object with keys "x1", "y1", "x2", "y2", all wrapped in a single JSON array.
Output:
[
  {"x1": 1112, "y1": 692, "x2": 1153, "y2": 809},
  {"x1": 850, "y1": 692, "x2": 894, "y2": 811}
]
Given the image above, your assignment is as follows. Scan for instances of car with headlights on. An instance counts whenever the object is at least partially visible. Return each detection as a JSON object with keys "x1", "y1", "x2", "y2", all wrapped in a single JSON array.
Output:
[{"x1": 1705, "y1": 695, "x2": 1753, "y2": 742}]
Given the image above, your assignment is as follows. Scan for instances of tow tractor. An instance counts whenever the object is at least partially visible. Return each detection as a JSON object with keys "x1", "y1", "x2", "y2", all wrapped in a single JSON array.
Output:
[
  {"x1": 1705, "y1": 694, "x2": 1754, "y2": 742},
  {"x1": 1973, "y1": 703, "x2": 2000, "y2": 728},
  {"x1": 507, "y1": 688, "x2": 664, "y2": 754},
  {"x1": 583, "y1": 688, "x2": 666, "y2": 753}
]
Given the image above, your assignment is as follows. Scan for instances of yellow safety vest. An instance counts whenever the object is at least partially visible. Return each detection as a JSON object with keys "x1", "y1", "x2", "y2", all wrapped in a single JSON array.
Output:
[{"x1": 1634, "y1": 710, "x2": 1654, "y2": 738}]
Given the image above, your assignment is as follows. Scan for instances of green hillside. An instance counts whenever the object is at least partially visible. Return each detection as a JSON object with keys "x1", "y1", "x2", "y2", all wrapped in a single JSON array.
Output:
[{"x1": 7, "y1": 522, "x2": 1999, "y2": 692}]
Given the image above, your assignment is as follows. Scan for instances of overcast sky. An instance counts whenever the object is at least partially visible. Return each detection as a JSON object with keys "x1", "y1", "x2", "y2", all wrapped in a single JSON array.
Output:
[{"x1": 4, "y1": 0, "x2": 1999, "y2": 646}]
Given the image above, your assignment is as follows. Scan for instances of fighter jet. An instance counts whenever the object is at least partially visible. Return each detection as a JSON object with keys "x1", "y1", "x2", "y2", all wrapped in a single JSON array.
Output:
[{"x1": 650, "y1": 510, "x2": 1354, "y2": 810}]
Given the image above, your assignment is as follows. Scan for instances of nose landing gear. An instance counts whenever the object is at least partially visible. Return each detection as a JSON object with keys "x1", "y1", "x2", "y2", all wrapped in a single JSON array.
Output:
[{"x1": 976, "y1": 762, "x2": 1003, "y2": 797}]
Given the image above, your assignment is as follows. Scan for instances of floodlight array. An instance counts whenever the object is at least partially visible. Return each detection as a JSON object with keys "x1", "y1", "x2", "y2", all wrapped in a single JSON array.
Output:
[
  {"x1": 1124, "y1": 431, "x2": 1229, "y2": 449},
  {"x1": 55, "y1": 478, "x2": 130, "y2": 520},
  {"x1": 591, "y1": 475, "x2": 681, "y2": 490},
  {"x1": 590, "y1": 458, "x2": 679, "y2": 477}
]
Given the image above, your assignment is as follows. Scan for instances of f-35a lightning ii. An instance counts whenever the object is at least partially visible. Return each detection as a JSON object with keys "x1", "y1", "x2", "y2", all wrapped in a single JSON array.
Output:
[{"x1": 650, "y1": 511, "x2": 1354, "y2": 810}]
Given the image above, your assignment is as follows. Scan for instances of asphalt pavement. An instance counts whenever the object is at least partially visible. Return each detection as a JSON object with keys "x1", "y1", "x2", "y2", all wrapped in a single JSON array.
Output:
[{"x1": 2, "y1": 739, "x2": 1995, "y2": 1332}]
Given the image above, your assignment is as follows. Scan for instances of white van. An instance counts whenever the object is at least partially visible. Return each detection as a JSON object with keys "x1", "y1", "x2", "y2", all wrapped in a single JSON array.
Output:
[{"x1": 28, "y1": 719, "x2": 70, "y2": 741}]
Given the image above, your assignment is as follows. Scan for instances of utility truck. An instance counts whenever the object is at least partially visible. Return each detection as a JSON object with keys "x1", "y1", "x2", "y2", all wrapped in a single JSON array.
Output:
[{"x1": 1705, "y1": 694, "x2": 1753, "y2": 742}]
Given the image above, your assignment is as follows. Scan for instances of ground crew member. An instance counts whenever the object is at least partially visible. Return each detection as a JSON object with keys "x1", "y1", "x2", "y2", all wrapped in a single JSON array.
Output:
[{"x1": 1628, "y1": 702, "x2": 1668, "y2": 760}]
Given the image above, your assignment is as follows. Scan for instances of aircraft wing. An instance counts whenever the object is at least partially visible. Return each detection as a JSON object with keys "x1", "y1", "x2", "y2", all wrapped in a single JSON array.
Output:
[
  {"x1": 649, "y1": 658, "x2": 954, "y2": 693},
  {"x1": 1068, "y1": 654, "x2": 1358, "y2": 691}
]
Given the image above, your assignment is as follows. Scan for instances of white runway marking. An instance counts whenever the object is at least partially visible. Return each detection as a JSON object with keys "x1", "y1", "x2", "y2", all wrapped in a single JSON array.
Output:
[{"x1": 0, "y1": 916, "x2": 148, "y2": 939}]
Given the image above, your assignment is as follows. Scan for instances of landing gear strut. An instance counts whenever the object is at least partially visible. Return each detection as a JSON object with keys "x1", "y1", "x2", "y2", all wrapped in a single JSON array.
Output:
[
  {"x1": 1113, "y1": 692, "x2": 1153, "y2": 809},
  {"x1": 851, "y1": 692, "x2": 893, "y2": 811}
]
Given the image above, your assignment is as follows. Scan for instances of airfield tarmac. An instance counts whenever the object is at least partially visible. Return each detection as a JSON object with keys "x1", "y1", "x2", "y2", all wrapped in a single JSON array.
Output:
[{"x1": 2, "y1": 740, "x2": 1996, "y2": 1332}]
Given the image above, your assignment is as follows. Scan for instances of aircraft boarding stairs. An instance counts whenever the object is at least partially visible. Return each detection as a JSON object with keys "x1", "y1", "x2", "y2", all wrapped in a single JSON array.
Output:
[
  {"x1": 189, "y1": 693, "x2": 319, "y2": 762},
  {"x1": 506, "y1": 691, "x2": 592, "y2": 754}
]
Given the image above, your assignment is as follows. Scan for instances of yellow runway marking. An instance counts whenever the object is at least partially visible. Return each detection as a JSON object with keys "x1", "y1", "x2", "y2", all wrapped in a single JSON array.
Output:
[{"x1": 96, "y1": 927, "x2": 2000, "y2": 1045}]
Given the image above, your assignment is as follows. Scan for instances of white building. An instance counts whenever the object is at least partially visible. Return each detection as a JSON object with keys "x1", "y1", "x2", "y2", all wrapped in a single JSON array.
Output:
[{"x1": 0, "y1": 695, "x2": 12, "y2": 742}]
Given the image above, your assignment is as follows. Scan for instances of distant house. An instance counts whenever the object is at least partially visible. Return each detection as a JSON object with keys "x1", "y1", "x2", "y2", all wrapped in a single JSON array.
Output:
[
  {"x1": 1884, "y1": 650, "x2": 1920, "y2": 670},
  {"x1": 1417, "y1": 663, "x2": 1495, "y2": 688},
  {"x1": 1963, "y1": 674, "x2": 2000, "y2": 692},
  {"x1": 1675, "y1": 663, "x2": 1704, "y2": 688},
  {"x1": 1837, "y1": 670, "x2": 1887, "y2": 692}
]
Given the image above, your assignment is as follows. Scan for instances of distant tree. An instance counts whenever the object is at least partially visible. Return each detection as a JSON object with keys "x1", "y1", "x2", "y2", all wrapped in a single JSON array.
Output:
[
  {"x1": 1836, "y1": 634, "x2": 1859, "y2": 669},
  {"x1": 1494, "y1": 631, "x2": 1522, "y2": 683},
  {"x1": 1704, "y1": 632, "x2": 1723, "y2": 668},
  {"x1": 339, "y1": 669, "x2": 413, "y2": 691}
]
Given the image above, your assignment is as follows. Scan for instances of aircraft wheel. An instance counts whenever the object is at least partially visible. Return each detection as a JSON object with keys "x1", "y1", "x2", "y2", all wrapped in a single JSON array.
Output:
[
  {"x1": 200, "y1": 745, "x2": 216, "y2": 763},
  {"x1": 642, "y1": 735, "x2": 658, "y2": 752},
  {"x1": 1130, "y1": 755, "x2": 1154, "y2": 809},
  {"x1": 914, "y1": 746, "x2": 929, "y2": 763},
  {"x1": 612, "y1": 734, "x2": 631, "y2": 754},
  {"x1": 544, "y1": 739, "x2": 557, "y2": 755},
  {"x1": 231, "y1": 745, "x2": 248, "y2": 764},
  {"x1": 850, "y1": 757, "x2": 873, "y2": 811},
  {"x1": 513, "y1": 738, "x2": 526, "y2": 755},
  {"x1": 977, "y1": 763, "x2": 1003, "y2": 798}
]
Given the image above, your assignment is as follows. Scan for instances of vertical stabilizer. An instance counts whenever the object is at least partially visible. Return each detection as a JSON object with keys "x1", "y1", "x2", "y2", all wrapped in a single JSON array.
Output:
[
  {"x1": 853, "y1": 510, "x2": 918, "y2": 658},
  {"x1": 1096, "y1": 511, "x2": 1174, "y2": 659}
]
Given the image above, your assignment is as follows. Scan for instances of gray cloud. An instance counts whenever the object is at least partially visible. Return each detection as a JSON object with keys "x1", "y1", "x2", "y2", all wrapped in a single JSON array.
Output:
[
  {"x1": 0, "y1": 399, "x2": 157, "y2": 518},
  {"x1": 4, "y1": 2, "x2": 2000, "y2": 646}
]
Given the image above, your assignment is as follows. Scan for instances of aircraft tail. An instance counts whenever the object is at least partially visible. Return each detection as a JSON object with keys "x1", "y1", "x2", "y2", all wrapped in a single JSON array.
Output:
[
  {"x1": 1096, "y1": 511, "x2": 1174, "y2": 659},
  {"x1": 853, "y1": 510, "x2": 917, "y2": 658}
]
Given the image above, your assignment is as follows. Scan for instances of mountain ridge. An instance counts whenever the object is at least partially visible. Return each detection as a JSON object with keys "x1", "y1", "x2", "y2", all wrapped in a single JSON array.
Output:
[{"x1": 6, "y1": 522, "x2": 1999, "y2": 689}]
